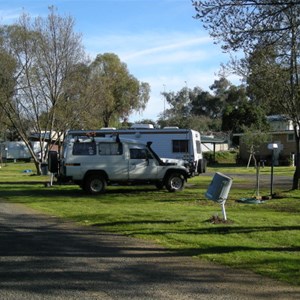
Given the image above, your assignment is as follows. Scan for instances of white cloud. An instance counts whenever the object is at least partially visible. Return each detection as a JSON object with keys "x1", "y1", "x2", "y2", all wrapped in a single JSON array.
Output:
[
  {"x1": 125, "y1": 50, "x2": 209, "y2": 67},
  {"x1": 84, "y1": 30, "x2": 213, "y2": 60},
  {"x1": 84, "y1": 30, "x2": 240, "y2": 122},
  {"x1": 121, "y1": 35, "x2": 212, "y2": 60}
]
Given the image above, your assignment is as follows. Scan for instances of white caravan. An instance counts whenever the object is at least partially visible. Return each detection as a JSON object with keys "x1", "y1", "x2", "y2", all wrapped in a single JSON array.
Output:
[
  {"x1": 0, "y1": 141, "x2": 31, "y2": 161},
  {"x1": 65, "y1": 125, "x2": 206, "y2": 175}
]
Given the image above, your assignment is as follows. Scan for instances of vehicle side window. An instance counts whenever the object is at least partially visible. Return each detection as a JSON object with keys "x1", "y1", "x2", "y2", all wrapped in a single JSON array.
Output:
[
  {"x1": 130, "y1": 148, "x2": 151, "y2": 159},
  {"x1": 73, "y1": 142, "x2": 96, "y2": 155},
  {"x1": 99, "y1": 142, "x2": 123, "y2": 155}
]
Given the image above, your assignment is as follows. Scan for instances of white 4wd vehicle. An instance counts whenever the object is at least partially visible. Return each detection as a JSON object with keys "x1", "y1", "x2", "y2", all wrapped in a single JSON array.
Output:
[{"x1": 49, "y1": 135, "x2": 191, "y2": 194}]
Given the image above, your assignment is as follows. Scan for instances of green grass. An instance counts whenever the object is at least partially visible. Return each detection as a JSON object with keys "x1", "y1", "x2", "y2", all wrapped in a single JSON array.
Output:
[
  {"x1": 0, "y1": 161, "x2": 49, "y2": 183},
  {"x1": 0, "y1": 162, "x2": 299, "y2": 286}
]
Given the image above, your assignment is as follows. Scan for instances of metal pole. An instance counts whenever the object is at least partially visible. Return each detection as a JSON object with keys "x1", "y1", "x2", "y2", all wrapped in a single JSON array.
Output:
[
  {"x1": 255, "y1": 162, "x2": 260, "y2": 199},
  {"x1": 270, "y1": 150, "x2": 274, "y2": 197},
  {"x1": 221, "y1": 202, "x2": 227, "y2": 221}
]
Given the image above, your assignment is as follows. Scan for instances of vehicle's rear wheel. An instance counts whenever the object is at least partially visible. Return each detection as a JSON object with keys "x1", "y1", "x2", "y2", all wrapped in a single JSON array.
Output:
[
  {"x1": 165, "y1": 173, "x2": 185, "y2": 192},
  {"x1": 84, "y1": 174, "x2": 107, "y2": 194}
]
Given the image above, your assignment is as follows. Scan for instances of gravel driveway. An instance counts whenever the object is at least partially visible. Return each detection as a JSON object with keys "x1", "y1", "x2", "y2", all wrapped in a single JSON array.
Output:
[{"x1": 1, "y1": 200, "x2": 300, "y2": 300}]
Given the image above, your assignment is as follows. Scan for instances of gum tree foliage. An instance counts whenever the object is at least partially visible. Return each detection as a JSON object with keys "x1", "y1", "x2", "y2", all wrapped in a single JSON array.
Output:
[
  {"x1": 158, "y1": 77, "x2": 265, "y2": 134},
  {"x1": 191, "y1": 79, "x2": 228, "y2": 119},
  {"x1": 221, "y1": 84, "x2": 269, "y2": 133},
  {"x1": 193, "y1": 0, "x2": 300, "y2": 189},
  {"x1": 245, "y1": 45, "x2": 290, "y2": 115},
  {"x1": 37, "y1": 62, "x2": 96, "y2": 132},
  {"x1": 159, "y1": 86, "x2": 191, "y2": 125},
  {"x1": 87, "y1": 53, "x2": 150, "y2": 128},
  {"x1": 157, "y1": 86, "x2": 214, "y2": 131},
  {"x1": 0, "y1": 8, "x2": 85, "y2": 174},
  {"x1": 55, "y1": 62, "x2": 93, "y2": 129}
]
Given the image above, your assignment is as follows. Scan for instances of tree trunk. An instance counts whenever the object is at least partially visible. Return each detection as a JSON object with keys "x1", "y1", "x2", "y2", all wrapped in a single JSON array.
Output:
[
  {"x1": 292, "y1": 157, "x2": 299, "y2": 189},
  {"x1": 33, "y1": 159, "x2": 42, "y2": 176},
  {"x1": 292, "y1": 128, "x2": 300, "y2": 190}
]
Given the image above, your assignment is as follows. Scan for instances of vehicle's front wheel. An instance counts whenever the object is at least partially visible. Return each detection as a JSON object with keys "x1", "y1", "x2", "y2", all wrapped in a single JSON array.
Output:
[
  {"x1": 84, "y1": 174, "x2": 107, "y2": 194},
  {"x1": 165, "y1": 173, "x2": 185, "y2": 192}
]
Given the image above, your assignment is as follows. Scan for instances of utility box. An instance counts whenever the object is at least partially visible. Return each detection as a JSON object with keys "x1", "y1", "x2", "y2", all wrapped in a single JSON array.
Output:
[
  {"x1": 205, "y1": 172, "x2": 233, "y2": 203},
  {"x1": 205, "y1": 172, "x2": 233, "y2": 220},
  {"x1": 41, "y1": 163, "x2": 49, "y2": 175}
]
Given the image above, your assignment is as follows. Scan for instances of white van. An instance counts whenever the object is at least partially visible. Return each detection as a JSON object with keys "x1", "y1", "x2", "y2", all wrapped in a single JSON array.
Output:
[{"x1": 49, "y1": 135, "x2": 191, "y2": 194}]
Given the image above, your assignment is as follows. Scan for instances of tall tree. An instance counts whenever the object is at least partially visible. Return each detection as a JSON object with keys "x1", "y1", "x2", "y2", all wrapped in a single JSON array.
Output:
[
  {"x1": 87, "y1": 53, "x2": 150, "y2": 127},
  {"x1": 193, "y1": 0, "x2": 300, "y2": 189},
  {"x1": 222, "y1": 98, "x2": 269, "y2": 134},
  {"x1": 0, "y1": 46, "x2": 17, "y2": 142},
  {"x1": 159, "y1": 87, "x2": 198, "y2": 129},
  {"x1": 191, "y1": 90, "x2": 219, "y2": 118},
  {"x1": 245, "y1": 45, "x2": 289, "y2": 115},
  {"x1": 56, "y1": 62, "x2": 94, "y2": 129},
  {"x1": 0, "y1": 8, "x2": 85, "y2": 173},
  {"x1": 191, "y1": 78, "x2": 233, "y2": 119}
]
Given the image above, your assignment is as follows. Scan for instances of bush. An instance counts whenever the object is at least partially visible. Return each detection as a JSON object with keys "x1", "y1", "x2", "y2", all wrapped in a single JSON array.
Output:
[{"x1": 204, "y1": 150, "x2": 238, "y2": 164}]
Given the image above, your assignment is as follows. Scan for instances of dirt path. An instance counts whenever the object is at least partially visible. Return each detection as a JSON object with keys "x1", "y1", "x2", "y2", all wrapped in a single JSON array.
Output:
[{"x1": 0, "y1": 200, "x2": 300, "y2": 300}]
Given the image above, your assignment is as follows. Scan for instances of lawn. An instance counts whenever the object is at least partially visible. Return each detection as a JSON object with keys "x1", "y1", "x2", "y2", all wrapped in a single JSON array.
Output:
[{"x1": 0, "y1": 161, "x2": 299, "y2": 286}]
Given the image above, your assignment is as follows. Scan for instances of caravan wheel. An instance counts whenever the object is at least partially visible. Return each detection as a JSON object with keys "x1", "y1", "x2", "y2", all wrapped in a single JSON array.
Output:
[{"x1": 197, "y1": 158, "x2": 207, "y2": 174}]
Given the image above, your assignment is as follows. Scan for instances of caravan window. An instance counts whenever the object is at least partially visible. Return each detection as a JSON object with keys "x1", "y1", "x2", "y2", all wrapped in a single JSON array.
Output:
[
  {"x1": 196, "y1": 141, "x2": 201, "y2": 153},
  {"x1": 73, "y1": 142, "x2": 96, "y2": 155},
  {"x1": 172, "y1": 140, "x2": 188, "y2": 153}
]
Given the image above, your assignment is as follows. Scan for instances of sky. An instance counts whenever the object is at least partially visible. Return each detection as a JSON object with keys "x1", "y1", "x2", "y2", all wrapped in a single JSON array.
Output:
[{"x1": 0, "y1": 0, "x2": 240, "y2": 122}]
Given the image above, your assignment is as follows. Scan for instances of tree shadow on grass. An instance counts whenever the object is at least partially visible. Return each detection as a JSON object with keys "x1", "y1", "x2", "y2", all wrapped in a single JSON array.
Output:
[{"x1": 0, "y1": 183, "x2": 167, "y2": 201}]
